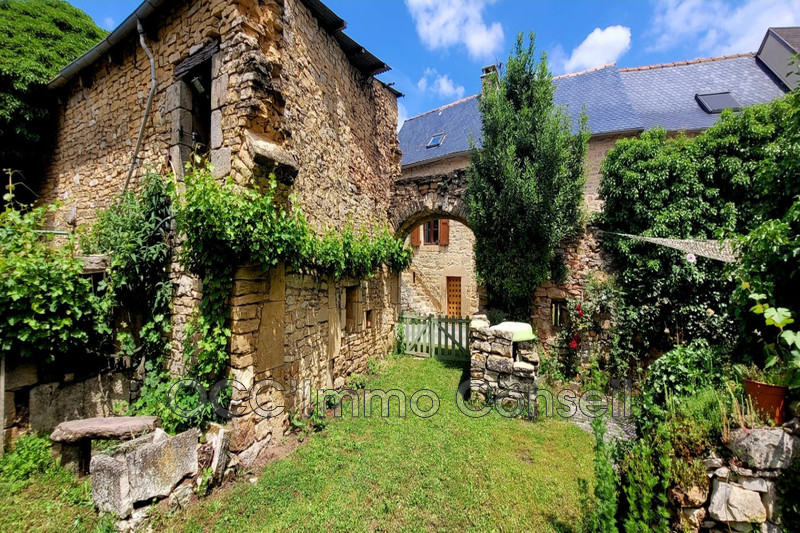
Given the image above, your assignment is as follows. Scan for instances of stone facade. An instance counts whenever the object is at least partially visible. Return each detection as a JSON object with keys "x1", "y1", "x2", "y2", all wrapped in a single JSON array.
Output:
[
  {"x1": 39, "y1": 0, "x2": 401, "y2": 456},
  {"x1": 401, "y1": 220, "x2": 479, "y2": 317}
]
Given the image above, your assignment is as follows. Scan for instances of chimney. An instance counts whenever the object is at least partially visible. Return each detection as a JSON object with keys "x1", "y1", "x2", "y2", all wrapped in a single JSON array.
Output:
[{"x1": 481, "y1": 64, "x2": 499, "y2": 91}]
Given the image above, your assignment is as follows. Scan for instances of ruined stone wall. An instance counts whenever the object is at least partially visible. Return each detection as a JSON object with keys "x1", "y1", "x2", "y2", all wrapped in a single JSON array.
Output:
[
  {"x1": 531, "y1": 227, "x2": 611, "y2": 348},
  {"x1": 401, "y1": 220, "x2": 479, "y2": 317},
  {"x1": 227, "y1": 265, "x2": 398, "y2": 461}
]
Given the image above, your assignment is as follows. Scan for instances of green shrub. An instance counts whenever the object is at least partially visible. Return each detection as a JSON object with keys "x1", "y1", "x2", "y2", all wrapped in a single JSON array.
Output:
[
  {"x1": 0, "y1": 199, "x2": 108, "y2": 359},
  {"x1": 0, "y1": 0, "x2": 106, "y2": 180},
  {"x1": 600, "y1": 90, "x2": 800, "y2": 366},
  {"x1": 0, "y1": 434, "x2": 55, "y2": 488},
  {"x1": 583, "y1": 417, "x2": 618, "y2": 533},
  {"x1": 466, "y1": 33, "x2": 588, "y2": 317},
  {"x1": 643, "y1": 340, "x2": 722, "y2": 403}
]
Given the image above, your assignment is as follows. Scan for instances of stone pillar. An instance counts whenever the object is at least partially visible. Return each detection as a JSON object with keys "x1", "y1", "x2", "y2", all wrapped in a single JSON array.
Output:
[
  {"x1": 166, "y1": 80, "x2": 193, "y2": 182},
  {"x1": 209, "y1": 52, "x2": 231, "y2": 179},
  {"x1": 469, "y1": 315, "x2": 539, "y2": 416},
  {"x1": 227, "y1": 264, "x2": 287, "y2": 464}
]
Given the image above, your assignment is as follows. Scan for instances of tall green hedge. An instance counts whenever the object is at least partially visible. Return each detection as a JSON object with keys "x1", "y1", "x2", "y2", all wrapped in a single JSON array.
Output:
[
  {"x1": 600, "y1": 90, "x2": 800, "y2": 364},
  {"x1": 0, "y1": 0, "x2": 105, "y2": 183}
]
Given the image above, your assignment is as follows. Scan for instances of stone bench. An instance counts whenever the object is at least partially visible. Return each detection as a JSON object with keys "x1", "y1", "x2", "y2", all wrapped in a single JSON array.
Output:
[{"x1": 50, "y1": 416, "x2": 160, "y2": 475}]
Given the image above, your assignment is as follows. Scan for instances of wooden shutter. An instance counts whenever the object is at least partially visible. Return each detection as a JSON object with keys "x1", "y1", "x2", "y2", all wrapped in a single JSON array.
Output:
[
  {"x1": 439, "y1": 220, "x2": 450, "y2": 245},
  {"x1": 411, "y1": 226, "x2": 421, "y2": 247}
]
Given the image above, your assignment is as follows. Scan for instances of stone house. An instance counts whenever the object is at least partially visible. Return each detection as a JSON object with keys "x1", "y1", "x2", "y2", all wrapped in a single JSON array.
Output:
[
  {"x1": 397, "y1": 35, "x2": 791, "y2": 348},
  {"x1": 8, "y1": 0, "x2": 404, "y2": 461}
]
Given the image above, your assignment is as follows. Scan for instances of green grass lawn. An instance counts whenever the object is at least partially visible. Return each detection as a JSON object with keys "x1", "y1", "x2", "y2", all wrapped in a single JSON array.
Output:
[
  {"x1": 0, "y1": 468, "x2": 113, "y2": 532},
  {"x1": 161, "y1": 357, "x2": 595, "y2": 532}
]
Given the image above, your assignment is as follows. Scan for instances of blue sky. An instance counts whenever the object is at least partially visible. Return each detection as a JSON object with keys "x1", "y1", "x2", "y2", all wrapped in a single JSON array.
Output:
[{"x1": 70, "y1": 0, "x2": 800, "y2": 126}]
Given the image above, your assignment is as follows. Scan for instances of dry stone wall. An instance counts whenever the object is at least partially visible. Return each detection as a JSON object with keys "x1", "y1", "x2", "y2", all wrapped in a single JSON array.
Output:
[
  {"x1": 672, "y1": 427, "x2": 800, "y2": 533},
  {"x1": 468, "y1": 314, "x2": 539, "y2": 410}
]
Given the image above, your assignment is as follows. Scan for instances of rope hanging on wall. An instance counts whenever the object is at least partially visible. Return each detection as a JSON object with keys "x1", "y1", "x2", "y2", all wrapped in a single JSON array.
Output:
[{"x1": 600, "y1": 231, "x2": 739, "y2": 263}]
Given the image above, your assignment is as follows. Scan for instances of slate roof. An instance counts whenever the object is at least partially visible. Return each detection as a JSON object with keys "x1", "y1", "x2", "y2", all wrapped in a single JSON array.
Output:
[
  {"x1": 399, "y1": 54, "x2": 787, "y2": 167},
  {"x1": 619, "y1": 54, "x2": 787, "y2": 131},
  {"x1": 771, "y1": 27, "x2": 800, "y2": 52}
]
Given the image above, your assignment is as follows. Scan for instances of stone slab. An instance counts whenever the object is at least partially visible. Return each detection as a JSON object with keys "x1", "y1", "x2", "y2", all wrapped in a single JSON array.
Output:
[
  {"x1": 727, "y1": 428, "x2": 800, "y2": 470},
  {"x1": 126, "y1": 428, "x2": 199, "y2": 503},
  {"x1": 51, "y1": 416, "x2": 160, "y2": 443}
]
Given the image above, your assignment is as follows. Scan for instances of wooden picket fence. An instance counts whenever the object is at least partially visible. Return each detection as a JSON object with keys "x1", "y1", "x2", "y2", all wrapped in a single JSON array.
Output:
[{"x1": 398, "y1": 312, "x2": 471, "y2": 362}]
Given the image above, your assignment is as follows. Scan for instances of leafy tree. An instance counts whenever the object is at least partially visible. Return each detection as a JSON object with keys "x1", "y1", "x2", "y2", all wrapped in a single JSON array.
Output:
[
  {"x1": 600, "y1": 90, "x2": 800, "y2": 365},
  {"x1": 466, "y1": 33, "x2": 588, "y2": 317},
  {"x1": 0, "y1": 0, "x2": 105, "y2": 188}
]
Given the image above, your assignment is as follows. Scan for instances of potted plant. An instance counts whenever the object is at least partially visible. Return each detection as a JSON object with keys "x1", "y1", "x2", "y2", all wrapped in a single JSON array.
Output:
[{"x1": 744, "y1": 292, "x2": 800, "y2": 425}]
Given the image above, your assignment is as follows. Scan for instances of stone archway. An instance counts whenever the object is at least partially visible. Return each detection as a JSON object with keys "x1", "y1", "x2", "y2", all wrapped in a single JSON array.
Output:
[
  {"x1": 388, "y1": 169, "x2": 469, "y2": 238},
  {"x1": 389, "y1": 169, "x2": 481, "y2": 317}
]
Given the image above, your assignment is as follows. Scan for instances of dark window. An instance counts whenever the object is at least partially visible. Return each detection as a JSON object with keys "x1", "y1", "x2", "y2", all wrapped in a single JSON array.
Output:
[
  {"x1": 345, "y1": 286, "x2": 359, "y2": 332},
  {"x1": 184, "y1": 61, "x2": 212, "y2": 154},
  {"x1": 423, "y1": 220, "x2": 440, "y2": 244},
  {"x1": 695, "y1": 92, "x2": 741, "y2": 114},
  {"x1": 551, "y1": 300, "x2": 568, "y2": 327},
  {"x1": 427, "y1": 133, "x2": 445, "y2": 148}
]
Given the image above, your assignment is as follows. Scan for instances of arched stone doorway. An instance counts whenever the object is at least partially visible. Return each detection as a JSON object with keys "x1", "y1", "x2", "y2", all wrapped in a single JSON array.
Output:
[{"x1": 388, "y1": 169, "x2": 480, "y2": 318}]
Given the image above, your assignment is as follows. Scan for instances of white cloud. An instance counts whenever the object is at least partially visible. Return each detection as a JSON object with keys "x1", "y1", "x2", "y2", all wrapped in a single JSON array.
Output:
[
  {"x1": 561, "y1": 26, "x2": 631, "y2": 73},
  {"x1": 417, "y1": 68, "x2": 465, "y2": 99},
  {"x1": 397, "y1": 102, "x2": 409, "y2": 132},
  {"x1": 405, "y1": 0, "x2": 504, "y2": 61},
  {"x1": 649, "y1": 0, "x2": 800, "y2": 55},
  {"x1": 102, "y1": 17, "x2": 115, "y2": 31}
]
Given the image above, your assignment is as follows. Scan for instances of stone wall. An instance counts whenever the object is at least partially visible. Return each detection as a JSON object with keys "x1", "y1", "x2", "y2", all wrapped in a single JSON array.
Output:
[
  {"x1": 531, "y1": 226, "x2": 611, "y2": 349},
  {"x1": 583, "y1": 133, "x2": 632, "y2": 213},
  {"x1": 468, "y1": 315, "x2": 539, "y2": 410},
  {"x1": 3, "y1": 358, "x2": 135, "y2": 445},
  {"x1": 277, "y1": 0, "x2": 401, "y2": 232},
  {"x1": 401, "y1": 220, "x2": 479, "y2": 317},
  {"x1": 672, "y1": 427, "x2": 799, "y2": 533},
  {"x1": 226, "y1": 265, "x2": 398, "y2": 461},
  {"x1": 36, "y1": 0, "x2": 402, "y2": 458}
]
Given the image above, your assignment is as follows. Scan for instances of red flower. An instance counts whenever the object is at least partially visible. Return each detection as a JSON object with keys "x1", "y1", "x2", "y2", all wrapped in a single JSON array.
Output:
[
  {"x1": 578, "y1": 310, "x2": 584, "y2": 318},
  {"x1": 576, "y1": 304, "x2": 582, "y2": 311},
  {"x1": 569, "y1": 340, "x2": 578, "y2": 349}
]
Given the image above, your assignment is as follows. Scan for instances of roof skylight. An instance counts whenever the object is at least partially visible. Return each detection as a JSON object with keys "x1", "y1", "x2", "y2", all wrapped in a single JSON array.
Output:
[
  {"x1": 427, "y1": 133, "x2": 445, "y2": 148},
  {"x1": 695, "y1": 92, "x2": 741, "y2": 114}
]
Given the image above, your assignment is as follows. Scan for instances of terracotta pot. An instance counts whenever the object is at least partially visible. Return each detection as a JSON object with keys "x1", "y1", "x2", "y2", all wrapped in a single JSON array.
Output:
[{"x1": 744, "y1": 378, "x2": 788, "y2": 425}]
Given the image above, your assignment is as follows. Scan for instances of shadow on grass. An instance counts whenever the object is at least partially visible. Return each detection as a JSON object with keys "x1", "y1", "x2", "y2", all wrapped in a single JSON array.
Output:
[{"x1": 434, "y1": 357, "x2": 470, "y2": 389}]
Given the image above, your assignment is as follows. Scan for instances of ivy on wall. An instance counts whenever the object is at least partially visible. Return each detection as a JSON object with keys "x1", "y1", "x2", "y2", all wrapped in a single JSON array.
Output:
[
  {"x1": 176, "y1": 163, "x2": 411, "y2": 422},
  {"x1": 0, "y1": 198, "x2": 107, "y2": 359}
]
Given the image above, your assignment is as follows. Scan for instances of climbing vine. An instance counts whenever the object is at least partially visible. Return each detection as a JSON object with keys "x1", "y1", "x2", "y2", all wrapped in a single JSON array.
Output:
[
  {"x1": 0, "y1": 195, "x2": 107, "y2": 359},
  {"x1": 173, "y1": 163, "x2": 411, "y2": 427}
]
